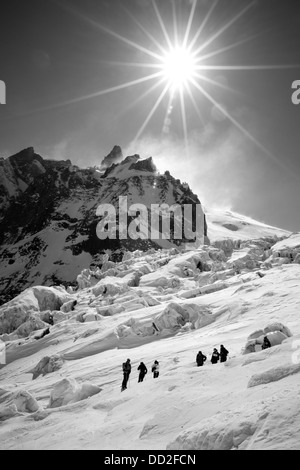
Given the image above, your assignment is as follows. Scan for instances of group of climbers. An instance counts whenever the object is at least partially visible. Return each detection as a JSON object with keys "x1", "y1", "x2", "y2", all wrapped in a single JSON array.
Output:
[
  {"x1": 121, "y1": 345, "x2": 230, "y2": 392},
  {"x1": 121, "y1": 359, "x2": 160, "y2": 391},
  {"x1": 196, "y1": 344, "x2": 229, "y2": 366},
  {"x1": 196, "y1": 338, "x2": 272, "y2": 368},
  {"x1": 118, "y1": 334, "x2": 277, "y2": 392}
]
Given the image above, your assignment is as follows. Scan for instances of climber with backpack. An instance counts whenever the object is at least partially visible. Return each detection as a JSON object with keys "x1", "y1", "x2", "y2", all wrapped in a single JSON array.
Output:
[
  {"x1": 151, "y1": 360, "x2": 159, "y2": 378},
  {"x1": 211, "y1": 348, "x2": 220, "y2": 364},
  {"x1": 196, "y1": 351, "x2": 207, "y2": 367},
  {"x1": 137, "y1": 362, "x2": 148, "y2": 383},
  {"x1": 220, "y1": 345, "x2": 229, "y2": 363},
  {"x1": 121, "y1": 358, "x2": 131, "y2": 391}
]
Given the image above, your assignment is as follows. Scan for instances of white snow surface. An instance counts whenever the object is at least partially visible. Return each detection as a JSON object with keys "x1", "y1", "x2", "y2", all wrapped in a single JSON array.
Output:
[
  {"x1": 205, "y1": 209, "x2": 290, "y2": 242},
  {"x1": 271, "y1": 233, "x2": 300, "y2": 253},
  {"x1": 0, "y1": 213, "x2": 299, "y2": 450}
]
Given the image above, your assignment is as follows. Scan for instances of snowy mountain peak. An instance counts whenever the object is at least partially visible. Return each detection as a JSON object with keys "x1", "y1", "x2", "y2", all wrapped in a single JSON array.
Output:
[
  {"x1": 122, "y1": 154, "x2": 140, "y2": 165},
  {"x1": 100, "y1": 145, "x2": 123, "y2": 169},
  {"x1": 103, "y1": 154, "x2": 157, "y2": 179},
  {"x1": 129, "y1": 156, "x2": 157, "y2": 173},
  {"x1": 0, "y1": 148, "x2": 46, "y2": 216},
  {"x1": 0, "y1": 147, "x2": 206, "y2": 305}
]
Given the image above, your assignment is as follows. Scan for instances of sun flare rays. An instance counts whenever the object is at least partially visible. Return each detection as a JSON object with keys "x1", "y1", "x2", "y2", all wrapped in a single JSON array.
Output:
[{"x1": 45, "y1": 0, "x2": 299, "y2": 170}]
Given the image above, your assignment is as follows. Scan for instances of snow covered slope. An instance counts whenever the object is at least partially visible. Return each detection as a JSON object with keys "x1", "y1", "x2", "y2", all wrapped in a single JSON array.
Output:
[
  {"x1": 0, "y1": 235, "x2": 300, "y2": 450},
  {"x1": 0, "y1": 146, "x2": 298, "y2": 450},
  {"x1": 205, "y1": 209, "x2": 290, "y2": 242}
]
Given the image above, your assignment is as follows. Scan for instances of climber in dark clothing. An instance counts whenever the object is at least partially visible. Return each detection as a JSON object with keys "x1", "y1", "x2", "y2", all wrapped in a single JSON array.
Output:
[
  {"x1": 262, "y1": 336, "x2": 271, "y2": 350},
  {"x1": 196, "y1": 351, "x2": 207, "y2": 367},
  {"x1": 152, "y1": 360, "x2": 159, "y2": 378},
  {"x1": 220, "y1": 345, "x2": 229, "y2": 363},
  {"x1": 121, "y1": 359, "x2": 131, "y2": 391},
  {"x1": 211, "y1": 348, "x2": 220, "y2": 364},
  {"x1": 137, "y1": 362, "x2": 148, "y2": 383}
]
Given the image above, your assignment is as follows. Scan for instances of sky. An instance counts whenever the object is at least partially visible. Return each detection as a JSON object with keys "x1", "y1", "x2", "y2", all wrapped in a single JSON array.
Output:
[{"x1": 0, "y1": 0, "x2": 300, "y2": 231}]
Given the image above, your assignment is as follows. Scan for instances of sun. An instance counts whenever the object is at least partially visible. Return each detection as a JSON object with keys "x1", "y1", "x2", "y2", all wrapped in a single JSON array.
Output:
[
  {"x1": 49, "y1": 0, "x2": 292, "y2": 168},
  {"x1": 161, "y1": 47, "x2": 197, "y2": 90}
]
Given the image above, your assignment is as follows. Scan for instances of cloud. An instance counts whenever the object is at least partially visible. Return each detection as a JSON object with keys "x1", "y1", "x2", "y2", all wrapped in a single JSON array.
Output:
[
  {"x1": 125, "y1": 118, "x2": 265, "y2": 212},
  {"x1": 40, "y1": 139, "x2": 70, "y2": 161}
]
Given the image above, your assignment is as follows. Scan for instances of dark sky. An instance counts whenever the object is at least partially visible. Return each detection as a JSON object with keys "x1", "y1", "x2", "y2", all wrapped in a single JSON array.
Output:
[{"x1": 0, "y1": 0, "x2": 300, "y2": 231}]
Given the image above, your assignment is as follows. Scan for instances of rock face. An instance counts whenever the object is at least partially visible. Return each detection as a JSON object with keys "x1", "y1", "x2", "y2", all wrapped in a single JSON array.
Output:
[
  {"x1": 100, "y1": 145, "x2": 123, "y2": 168},
  {"x1": 0, "y1": 146, "x2": 207, "y2": 305},
  {"x1": 0, "y1": 147, "x2": 44, "y2": 216},
  {"x1": 129, "y1": 156, "x2": 157, "y2": 173}
]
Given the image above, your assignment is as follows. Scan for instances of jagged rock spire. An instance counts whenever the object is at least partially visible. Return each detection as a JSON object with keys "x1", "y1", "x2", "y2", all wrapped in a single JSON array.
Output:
[{"x1": 100, "y1": 145, "x2": 123, "y2": 168}]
